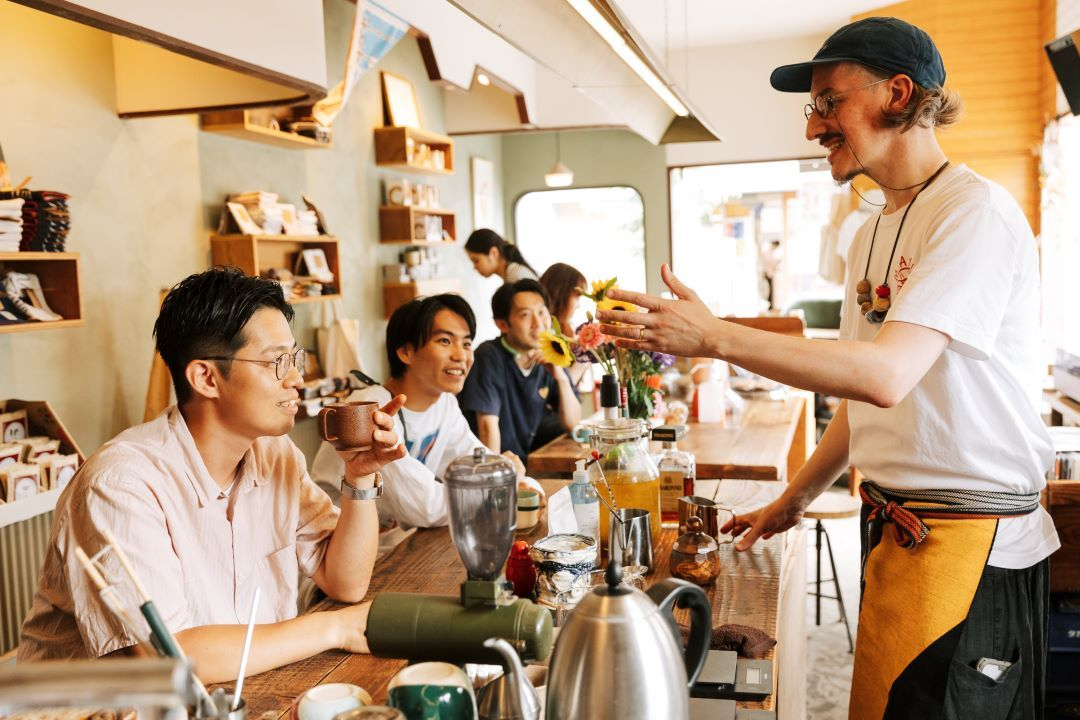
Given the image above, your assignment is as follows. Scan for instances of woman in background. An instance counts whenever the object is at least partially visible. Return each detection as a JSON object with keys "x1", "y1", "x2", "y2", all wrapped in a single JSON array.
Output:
[
  {"x1": 539, "y1": 263, "x2": 586, "y2": 336},
  {"x1": 465, "y1": 229, "x2": 539, "y2": 284}
]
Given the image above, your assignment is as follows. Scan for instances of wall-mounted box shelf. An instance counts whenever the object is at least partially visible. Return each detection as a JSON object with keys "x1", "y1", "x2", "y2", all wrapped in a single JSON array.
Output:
[
  {"x1": 0, "y1": 253, "x2": 84, "y2": 334},
  {"x1": 383, "y1": 278, "x2": 461, "y2": 319},
  {"x1": 374, "y1": 126, "x2": 454, "y2": 175},
  {"x1": 210, "y1": 235, "x2": 341, "y2": 304},
  {"x1": 378, "y1": 206, "x2": 457, "y2": 245},
  {"x1": 201, "y1": 111, "x2": 331, "y2": 150}
]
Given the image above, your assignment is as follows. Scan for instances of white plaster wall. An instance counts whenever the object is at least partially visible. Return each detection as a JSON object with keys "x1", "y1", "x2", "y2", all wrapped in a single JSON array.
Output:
[
  {"x1": 0, "y1": 0, "x2": 504, "y2": 462},
  {"x1": 664, "y1": 33, "x2": 830, "y2": 167}
]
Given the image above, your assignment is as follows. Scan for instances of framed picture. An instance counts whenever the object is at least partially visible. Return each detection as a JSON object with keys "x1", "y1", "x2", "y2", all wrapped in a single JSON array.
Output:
[
  {"x1": 471, "y1": 157, "x2": 496, "y2": 230},
  {"x1": 298, "y1": 248, "x2": 334, "y2": 283},
  {"x1": 227, "y1": 202, "x2": 263, "y2": 235},
  {"x1": 381, "y1": 71, "x2": 422, "y2": 129},
  {"x1": 0, "y1": 409, "x2": 28, "y2": 444}
]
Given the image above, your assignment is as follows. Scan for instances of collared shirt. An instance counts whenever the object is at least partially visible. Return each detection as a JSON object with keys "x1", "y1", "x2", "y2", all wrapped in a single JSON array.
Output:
[{"x1": 18, "y1": 406, "x2": 339, "y2": 660}]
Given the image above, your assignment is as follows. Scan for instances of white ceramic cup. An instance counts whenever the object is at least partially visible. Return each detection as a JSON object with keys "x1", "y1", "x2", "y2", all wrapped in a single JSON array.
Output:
[{"x1": 296, "y1": 683, "x2": 372, "y2": 720}]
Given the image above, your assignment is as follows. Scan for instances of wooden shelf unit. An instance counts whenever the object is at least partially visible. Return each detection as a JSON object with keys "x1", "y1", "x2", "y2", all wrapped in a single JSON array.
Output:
[
  {"x1": 210, "y1": 235, "x2": 342, "y2": 304},
  {"x1": 200, "y1": 110, "x2": 331, "y2": 150},
  {"x1": 383, "y1": 278, "x2": 460, "y2": 319},
  {"x1": 0, "y1": 252, "x2": 84, "y2": 334},
  {"x1": 378, "y1": 206, "x2": 457, "y2": 245},
  {"x1": 374, "y1": 126, "x2": 454, "y2": 174}
]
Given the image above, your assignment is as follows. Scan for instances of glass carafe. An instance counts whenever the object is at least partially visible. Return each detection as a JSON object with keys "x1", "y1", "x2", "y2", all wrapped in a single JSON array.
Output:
[{"x1": 590, "y1": 418, "x2": 661, "y2": 549}]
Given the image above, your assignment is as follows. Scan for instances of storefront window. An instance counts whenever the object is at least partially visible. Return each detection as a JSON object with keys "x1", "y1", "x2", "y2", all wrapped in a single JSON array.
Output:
[
  {"x1": 669, "y1": 159, "x2": 850, "y2": 316},
  {"x1": 514, "y1": 186, "x2": 647, "y2": 314}
]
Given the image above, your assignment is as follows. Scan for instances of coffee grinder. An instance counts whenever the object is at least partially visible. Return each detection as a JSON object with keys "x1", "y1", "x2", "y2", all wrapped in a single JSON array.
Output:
[{"x1": 366, "y1": 448, "x2": 553, "y2": 665}]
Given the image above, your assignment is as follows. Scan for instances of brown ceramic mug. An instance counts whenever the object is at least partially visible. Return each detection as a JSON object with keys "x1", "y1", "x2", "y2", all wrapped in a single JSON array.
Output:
[{"x1": 318, "y1": 401, "x2": 379, "y2": 451}]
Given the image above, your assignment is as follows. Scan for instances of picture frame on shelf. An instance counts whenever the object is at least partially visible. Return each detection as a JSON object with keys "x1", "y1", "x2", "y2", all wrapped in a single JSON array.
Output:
[
  {"x1": 381, "y1": 71, "x2": 422, "y2": 129},
  {"x1": 302, "y1": 194, "x2": 330, "y2": 234},
  {"x1": 0, "y1": 410, "x2": 28, "y2": 444},
  {"x1": 226, "y1": 202, "x2": 263, "y2": 235},
  {"x1": 297, "y1": 248, "x2": 334, "y2": 283},
  {"x1": 471, "y1": 156, "x2": 496, "y2": 230}
]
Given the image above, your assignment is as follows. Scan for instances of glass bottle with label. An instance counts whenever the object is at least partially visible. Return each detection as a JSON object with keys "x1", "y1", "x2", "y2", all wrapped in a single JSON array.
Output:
[{"x1": 652, "y1": 425, "x2": 696, "y2": 526}]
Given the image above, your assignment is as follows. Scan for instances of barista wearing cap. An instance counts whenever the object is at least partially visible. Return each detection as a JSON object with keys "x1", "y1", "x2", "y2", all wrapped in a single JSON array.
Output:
[{"x1": 597, "y1": 17, "x2": 1057, "y2": 718}]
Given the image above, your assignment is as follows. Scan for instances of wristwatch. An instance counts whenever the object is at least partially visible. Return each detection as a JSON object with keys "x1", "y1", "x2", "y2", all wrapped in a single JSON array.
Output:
[{"x1": 341, "y1": 472, "x2": 383, "y2": 501}]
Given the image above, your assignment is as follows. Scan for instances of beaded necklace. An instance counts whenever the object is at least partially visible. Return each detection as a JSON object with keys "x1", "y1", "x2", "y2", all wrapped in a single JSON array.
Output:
[{"x1": 856, "y1": 160, "x2": 950, "y2": 324}]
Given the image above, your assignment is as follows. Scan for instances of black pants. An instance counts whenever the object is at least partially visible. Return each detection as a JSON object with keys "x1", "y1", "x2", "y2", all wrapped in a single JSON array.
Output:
[{"x1": 941, "y1": 560, "x2": 1049, "y2": 720}]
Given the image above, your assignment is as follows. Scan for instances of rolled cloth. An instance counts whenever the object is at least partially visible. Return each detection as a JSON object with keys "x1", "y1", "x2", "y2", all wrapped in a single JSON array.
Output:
[{"x1": 678, "y1": 622, "x2": 776, "y2": 658}]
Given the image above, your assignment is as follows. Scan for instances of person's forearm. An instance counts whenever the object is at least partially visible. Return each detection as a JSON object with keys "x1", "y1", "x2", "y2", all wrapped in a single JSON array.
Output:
[
  {"x1": 316, "y1": 484, "x2": 378, "y2": 602},
  {"x1": 478, "y1": 417, "x2": 500, "y2": 453},
  {"x1": 176, "y1": 611, "x2": 341, "y2": 684},
  {"x1": 708, "y1": 321, "x2": 899, "y2": 407},
  {"x1": 781, "y1": 400, "x2": 851, "y2": 508},
  {"x1": 555, "y1": 374, "x2": 581, "y2": 430}
]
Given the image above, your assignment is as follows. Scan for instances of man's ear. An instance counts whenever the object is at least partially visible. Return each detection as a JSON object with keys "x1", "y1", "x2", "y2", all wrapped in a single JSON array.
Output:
[
  {"x1": 885, "y1": 74, "x2": 914, "y2": 113},
  {"x1": 396, "y1": 344, "x2": 415, "y2": 370},
  {"x1": 494, "y1": 319, "x2": 510, "y2": 335},
  {"x1": 185, "y1": 359, "x2": 222, "y2": 400}
]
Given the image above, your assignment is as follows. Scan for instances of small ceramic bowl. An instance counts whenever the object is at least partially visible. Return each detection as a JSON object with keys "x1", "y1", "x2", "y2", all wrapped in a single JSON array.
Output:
[{"x1": 292, "y1": 683, "x2": 372, "y2": 720}]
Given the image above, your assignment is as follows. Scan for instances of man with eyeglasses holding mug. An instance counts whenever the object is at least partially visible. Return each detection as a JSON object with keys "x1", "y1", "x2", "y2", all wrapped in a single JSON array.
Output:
[
  {"x1": 20, "y1": 267, "x2": 407, "y2": 683},
  {"x1": 598, "y1": 18, "x2": 1056, "y2": 719}
]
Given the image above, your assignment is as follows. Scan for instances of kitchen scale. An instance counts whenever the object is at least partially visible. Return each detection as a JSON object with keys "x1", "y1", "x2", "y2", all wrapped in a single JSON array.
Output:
[{"x1": 691, "y1": 650, "x2": 774, "y2": 701}]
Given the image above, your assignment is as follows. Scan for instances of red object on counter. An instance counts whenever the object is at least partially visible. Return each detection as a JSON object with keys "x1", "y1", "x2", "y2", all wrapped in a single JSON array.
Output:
[{"x1": 506, "y1": 540, "x2": 537, "y2": 599}]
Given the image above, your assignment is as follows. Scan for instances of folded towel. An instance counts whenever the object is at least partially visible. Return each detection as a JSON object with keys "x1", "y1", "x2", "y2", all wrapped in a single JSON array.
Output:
[{"x1": 678, "y1": 622, "x2": 777, "y2": 658}]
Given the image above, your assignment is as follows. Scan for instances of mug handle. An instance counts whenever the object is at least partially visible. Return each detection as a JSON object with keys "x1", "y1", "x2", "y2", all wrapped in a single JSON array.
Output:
[
  {"x1": 715, "y1": 506, "x2": 737, "y2": 545},
  {"x1": 319, "y1": 408, "x2": 338, "y2": 443},
  {"x1": 647, "y1": 578, "x2": 712, "y2": 688}
]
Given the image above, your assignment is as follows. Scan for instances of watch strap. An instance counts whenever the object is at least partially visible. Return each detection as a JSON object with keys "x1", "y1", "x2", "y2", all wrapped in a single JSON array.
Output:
[{"x1": 341, "y1": 472, "x2": 382, "y2": 501}]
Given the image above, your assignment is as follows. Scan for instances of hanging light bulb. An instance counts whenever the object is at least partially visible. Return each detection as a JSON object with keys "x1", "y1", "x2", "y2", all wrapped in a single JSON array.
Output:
[{"x1": 544, "y1": 133, "x2": 574, "y2": 188}]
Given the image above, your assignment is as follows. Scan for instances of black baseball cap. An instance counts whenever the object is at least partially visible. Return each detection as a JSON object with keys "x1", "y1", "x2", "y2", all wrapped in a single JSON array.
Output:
[{"x1": 770, "y1": 17, "x2": 946, "y2": 93}]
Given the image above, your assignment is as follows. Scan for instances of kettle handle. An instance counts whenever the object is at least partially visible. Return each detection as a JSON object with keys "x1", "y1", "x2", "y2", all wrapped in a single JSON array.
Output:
[{"x1": 646, "y1": 578, "x2": 711, "y2": 688}]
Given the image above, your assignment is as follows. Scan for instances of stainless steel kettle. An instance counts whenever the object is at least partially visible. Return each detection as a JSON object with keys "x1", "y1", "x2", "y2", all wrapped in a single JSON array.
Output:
[{"x1": 545, "y1": 561, "x2": 711, "y2": 719}]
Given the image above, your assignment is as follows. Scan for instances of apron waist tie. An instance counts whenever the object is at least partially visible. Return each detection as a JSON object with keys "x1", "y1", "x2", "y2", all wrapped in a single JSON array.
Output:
[{"x1": 858, "y1": 480, "x2": 1040, "y2": 549}]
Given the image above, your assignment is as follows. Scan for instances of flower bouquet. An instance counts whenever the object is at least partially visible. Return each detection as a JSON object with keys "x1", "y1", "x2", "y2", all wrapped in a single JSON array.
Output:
[{"x1": 538, "y1": 278, "x2": 674, "y2": 420}]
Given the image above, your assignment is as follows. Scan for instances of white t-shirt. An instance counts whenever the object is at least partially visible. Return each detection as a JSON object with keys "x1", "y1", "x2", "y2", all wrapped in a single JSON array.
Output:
[
  {"x1": 839, "y1": 164, "x2": 1058, "y2": 569},
  {"x1": 505, "y1": 262, "x2": 538, "y2": 284},
  {"x1": 310, "y1": 385, "x2": 544, "y2": 530},
  {"x1": 311, "y1": 386, "x2": 482, "y2": 529}
]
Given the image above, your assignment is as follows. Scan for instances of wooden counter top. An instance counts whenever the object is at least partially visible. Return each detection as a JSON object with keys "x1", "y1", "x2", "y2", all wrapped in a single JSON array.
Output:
[
  {"x1": 528, "y1": 393, "x2": 812, "y2": 483},
  {"x1": 222, "y1": 480, "x2": 806, "y2": 718}
]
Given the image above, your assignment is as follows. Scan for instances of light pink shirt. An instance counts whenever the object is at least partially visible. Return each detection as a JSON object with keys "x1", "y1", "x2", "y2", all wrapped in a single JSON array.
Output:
[{"x1": 18, "y1": 406, "x2": 339, "y2": 660}]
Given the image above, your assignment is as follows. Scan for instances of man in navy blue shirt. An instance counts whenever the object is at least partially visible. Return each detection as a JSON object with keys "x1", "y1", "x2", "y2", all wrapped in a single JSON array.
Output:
[{"x1": 460, "y1": 279, "x2": 581, "y2": 462}]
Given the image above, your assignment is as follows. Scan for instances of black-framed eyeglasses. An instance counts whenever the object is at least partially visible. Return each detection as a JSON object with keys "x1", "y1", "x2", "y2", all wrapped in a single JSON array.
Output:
[
  {"x1": 803, "y1": 78, "x2": 888, "y2": 120},
  {"x1": 203, "y1": 348, "x2": 306, "y2": 381}
]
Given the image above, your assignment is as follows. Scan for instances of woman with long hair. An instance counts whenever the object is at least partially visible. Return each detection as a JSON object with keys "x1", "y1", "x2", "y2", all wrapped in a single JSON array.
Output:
[
  {"x1": 464, "y1": 229, "x2": 539, "y2": 283},
  {"x1": 539, "y1": 262, "x2": 586, "y2": 336}
]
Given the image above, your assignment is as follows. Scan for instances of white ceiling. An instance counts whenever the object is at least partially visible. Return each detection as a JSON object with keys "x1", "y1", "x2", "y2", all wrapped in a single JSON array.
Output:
[{"x1": 611, "y1": 0, "x2": 887, "y2": 55}]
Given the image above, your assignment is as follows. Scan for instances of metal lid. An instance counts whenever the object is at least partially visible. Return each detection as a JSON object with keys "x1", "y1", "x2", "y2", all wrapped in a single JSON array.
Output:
[
  {"x1": 444, "y1": 447, "x2": 516, "y2": 489},
  {"x1": 529, "y1": 533, "x2": 596, "y2": 566},
  {"x1": 673, "y1": 516, "x2": 720, "y2": 555}
]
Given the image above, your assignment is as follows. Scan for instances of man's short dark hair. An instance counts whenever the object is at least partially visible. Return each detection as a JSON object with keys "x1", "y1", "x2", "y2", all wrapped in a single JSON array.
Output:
[
  {"x1": 153, "y1": 266, "x2": 294, "y2": 405},
  {"x1": 491, "y1": 279, "x2": 550, "y2": 323},
  {"x1": 386, "y1": 294, "x2": 477, "y2": 379}
]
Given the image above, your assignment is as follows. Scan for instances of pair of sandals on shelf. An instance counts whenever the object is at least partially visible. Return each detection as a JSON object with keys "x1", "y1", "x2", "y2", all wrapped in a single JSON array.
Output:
[{"x1": 0, "y1": 271, "x2": 63, "y2": 324}]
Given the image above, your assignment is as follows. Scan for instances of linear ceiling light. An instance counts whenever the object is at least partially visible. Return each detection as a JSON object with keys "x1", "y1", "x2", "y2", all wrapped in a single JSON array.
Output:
[{"x1": 565, "y1": 0, "x2": 689, "y2": 117}]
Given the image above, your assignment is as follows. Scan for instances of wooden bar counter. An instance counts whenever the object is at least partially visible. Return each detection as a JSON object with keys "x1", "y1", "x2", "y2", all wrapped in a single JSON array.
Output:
[
  {"x1": 223, "y1": 480, "x2": 807, "y2": 719},
  {"x1": 528, "y1": 393, "x2": 813, "y2": 483}
]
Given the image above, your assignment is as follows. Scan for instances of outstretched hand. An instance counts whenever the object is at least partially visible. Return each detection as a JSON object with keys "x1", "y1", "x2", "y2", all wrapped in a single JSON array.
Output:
[
  {"x1": 339, "y1": 394, "x2": 408, "y2": 479},
  {"x1": 721, "y1": 494, "x2": 807, "y2": 552},
  {"x1": 596, "y1": 264, "x2": 720, "y2": 359}
]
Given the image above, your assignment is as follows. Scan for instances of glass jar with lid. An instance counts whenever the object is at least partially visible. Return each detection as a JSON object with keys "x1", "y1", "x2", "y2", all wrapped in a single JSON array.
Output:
[
  {"x1": 590, "y1": 417, "x2": 660, "y2": 549},
  {"x1": 669, "y1": 516, "x2": 724, "y2": 585}
]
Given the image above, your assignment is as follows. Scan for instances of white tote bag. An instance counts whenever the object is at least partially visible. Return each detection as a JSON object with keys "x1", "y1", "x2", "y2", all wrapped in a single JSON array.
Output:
[{"x1": 316, "y1": 299, "x2": 364, "y2": 378}]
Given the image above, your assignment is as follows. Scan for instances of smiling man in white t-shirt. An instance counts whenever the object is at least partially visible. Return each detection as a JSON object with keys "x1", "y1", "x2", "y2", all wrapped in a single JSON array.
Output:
[
  {"x1": 312, "y1": 294, "x2": 541, "y2": 529},
  {"x1": 595, "y1": 17, "x2": 1057, "y2": 719}
]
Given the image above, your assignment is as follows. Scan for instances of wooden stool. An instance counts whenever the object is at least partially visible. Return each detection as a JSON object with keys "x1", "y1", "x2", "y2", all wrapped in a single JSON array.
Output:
[{"x1": 805, "y1": 492, "x2": 862, "y2": 653}]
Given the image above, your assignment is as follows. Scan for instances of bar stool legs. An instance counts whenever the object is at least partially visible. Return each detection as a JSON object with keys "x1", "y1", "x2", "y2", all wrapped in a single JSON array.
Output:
[{"x1": 811, "y1": 519, "x2": 854, "y2": 653}]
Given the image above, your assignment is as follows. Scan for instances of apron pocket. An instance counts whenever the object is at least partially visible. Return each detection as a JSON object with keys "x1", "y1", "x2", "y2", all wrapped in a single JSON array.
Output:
[{"x1": 945, "y1": 655, "x2": 1022, "y2": 719}]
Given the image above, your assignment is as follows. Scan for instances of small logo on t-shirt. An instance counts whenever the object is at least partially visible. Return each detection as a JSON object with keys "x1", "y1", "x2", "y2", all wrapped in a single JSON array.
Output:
[
  {"x1": 894, "y1": 256, "x2": 916, "y2": 292},
  {"x1": 406, "y1": 430, "x2": 439, "y2": 464},
  {"x1": 538, "y1": 386, "x2": 550, "y2": 400}
]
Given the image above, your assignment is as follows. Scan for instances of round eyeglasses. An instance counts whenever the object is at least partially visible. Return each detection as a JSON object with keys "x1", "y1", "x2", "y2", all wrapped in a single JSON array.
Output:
[
  {"x1": 804, "y1": 78, "x2": 888, "y2": 120},
  {"x1": 203, "y1": 348, "x2": 307, "y2": 381}
]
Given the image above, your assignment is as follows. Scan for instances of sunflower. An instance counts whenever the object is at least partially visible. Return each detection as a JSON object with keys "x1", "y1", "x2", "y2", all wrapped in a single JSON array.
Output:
[
  {"x1": 588, "y1": 278, "x2": 618, "y2": 302},
  {"x1": 596, "y1": 295, "x2": 640, "y2": 315},
  {"x1": 539, "y1": 330, "x2": 574, "y2": 368}
]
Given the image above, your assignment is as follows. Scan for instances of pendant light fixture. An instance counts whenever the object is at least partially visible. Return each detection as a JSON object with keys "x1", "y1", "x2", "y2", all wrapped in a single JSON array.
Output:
[{"x1": 544, "y1": 132, "x2": 574, "y2": 188}]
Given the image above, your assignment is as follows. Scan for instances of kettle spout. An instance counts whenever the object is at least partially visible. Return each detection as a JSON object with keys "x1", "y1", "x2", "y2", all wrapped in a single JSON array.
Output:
[{"x1": 477, "y1": 637, "x2": 541, "y2": 720}]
